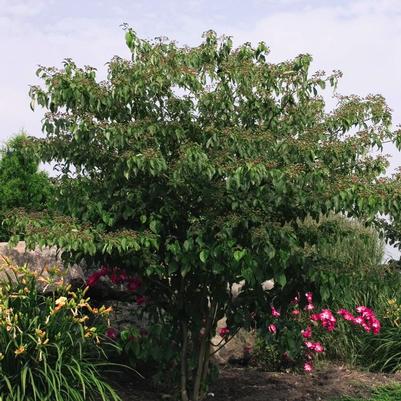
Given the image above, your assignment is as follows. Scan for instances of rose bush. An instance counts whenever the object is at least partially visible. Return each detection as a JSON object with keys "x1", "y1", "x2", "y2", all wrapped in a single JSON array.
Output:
[{"x1": 258, "y1": 292, "x2": 381, "y2": 372}]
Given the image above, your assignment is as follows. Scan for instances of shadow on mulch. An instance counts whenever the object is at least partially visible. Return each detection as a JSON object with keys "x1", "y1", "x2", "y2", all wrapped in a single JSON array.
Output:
[{"x1": 106, "y1": 365, "x2": 400, "y2": 401}]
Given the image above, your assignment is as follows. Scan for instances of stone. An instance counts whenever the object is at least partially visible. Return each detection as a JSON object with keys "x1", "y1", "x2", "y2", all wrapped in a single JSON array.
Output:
[{"x1": 211, "y1": 316, "x2": 255, "y2": 365}]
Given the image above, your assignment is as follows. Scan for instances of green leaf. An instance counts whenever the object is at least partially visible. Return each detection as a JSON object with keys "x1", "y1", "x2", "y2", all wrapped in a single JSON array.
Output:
[
  {"x1": 233, "y1": 249, "x2": 246, "y2": 262},
  {"x1": 149, "y1": 220, "x2": 158, "y2": 233},
  {"x1": 199, "y1": 250, "x2": 209, "y2": 263},
  {"x1": 276, "y1": 272, "x2": 287, "y2": 287}
]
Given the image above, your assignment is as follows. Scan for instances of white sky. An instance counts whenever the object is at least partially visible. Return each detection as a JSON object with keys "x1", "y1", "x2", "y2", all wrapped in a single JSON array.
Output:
[{"x1": 1, "y1": 0, "x2": 400, "y2": 258}]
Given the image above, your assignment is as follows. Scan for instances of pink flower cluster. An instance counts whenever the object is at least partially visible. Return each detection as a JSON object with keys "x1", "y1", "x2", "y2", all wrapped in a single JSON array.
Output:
[
  {"x1": 301, "y1": 326, "x2": 312, "y2": 339},
  {"x1": 311, "y1": 309, "x2": 336, "y2": 332},
  {"x1": 304, "y1": 341, "x2": 324, "y2": 353},
  {"x1": 87, "y1": 266, "x2": 144, "y2": 305},
  {"x1": 338, "y1": 306, "x2": 381, "y2": 335}
]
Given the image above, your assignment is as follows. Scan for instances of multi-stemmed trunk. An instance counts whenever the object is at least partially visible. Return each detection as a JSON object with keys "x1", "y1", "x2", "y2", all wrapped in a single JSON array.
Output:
[{"x1": 179, "y1": 300, "x2": 216, "y2": 401}]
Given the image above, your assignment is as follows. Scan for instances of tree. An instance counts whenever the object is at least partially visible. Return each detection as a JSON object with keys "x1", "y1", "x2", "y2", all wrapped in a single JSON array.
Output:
[
  {"x1": 0, "y1": 133, "x2": 52, "y2": 241},
  {"x1": 8, "y1": 29, "x2": 401, "y2": 400}
]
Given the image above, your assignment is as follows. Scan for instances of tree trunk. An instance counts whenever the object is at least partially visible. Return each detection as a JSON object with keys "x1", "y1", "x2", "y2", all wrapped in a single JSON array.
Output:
[
  {"x1": 180, "y1": 322, "x2": 189, "y2": 401},
  {"x1": 192, "y1": 302, "x2": 216, "y2": 401}
]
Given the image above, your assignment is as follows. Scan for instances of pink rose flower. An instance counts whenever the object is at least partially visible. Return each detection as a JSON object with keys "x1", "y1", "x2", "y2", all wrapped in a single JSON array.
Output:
[
  {"x1": 301, "y1": 326, "x2": 312, "y2": 339},
  {"x1": 271, "y1": 306, "x2": 280, "y2": 317}
]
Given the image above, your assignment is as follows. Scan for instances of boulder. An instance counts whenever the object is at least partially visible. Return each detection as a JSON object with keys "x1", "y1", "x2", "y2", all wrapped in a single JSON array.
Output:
[
  {"x1": 212, "y1": 317, "x2": 255, "y2": 365},
  {"x1": 213, "y1": 279, "x2": 274, "y2": 365}
]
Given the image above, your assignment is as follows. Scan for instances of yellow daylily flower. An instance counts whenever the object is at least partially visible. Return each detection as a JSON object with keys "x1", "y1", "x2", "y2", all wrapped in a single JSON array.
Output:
[{"x1": 15, "y1": 345, "x2": 26, "y2": 356}]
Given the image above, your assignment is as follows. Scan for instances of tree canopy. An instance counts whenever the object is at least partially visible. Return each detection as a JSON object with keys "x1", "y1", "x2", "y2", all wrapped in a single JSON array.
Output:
[{"x1": 0, "y1": 133, "x2": 52, "y2": 241}]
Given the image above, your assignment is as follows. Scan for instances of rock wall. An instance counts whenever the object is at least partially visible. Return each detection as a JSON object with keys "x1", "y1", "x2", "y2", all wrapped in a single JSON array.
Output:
[{"x1": 0, "y1": 241, "x2": 84, "y2": 283}]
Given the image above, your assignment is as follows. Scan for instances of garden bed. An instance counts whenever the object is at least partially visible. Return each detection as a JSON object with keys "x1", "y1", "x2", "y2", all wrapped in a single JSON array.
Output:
[{"x1": 107, "y1": 365, "x2": 399, "y2": 401}]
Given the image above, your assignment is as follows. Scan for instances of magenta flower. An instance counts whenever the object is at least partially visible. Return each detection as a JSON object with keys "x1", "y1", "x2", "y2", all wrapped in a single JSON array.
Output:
[
  {"x1": 305, "y1": 303, "x2": 315, "y2": 311},
  {"x1": 304, "y1": 341, "x2": 324, "y2": 353},
  {"x1": 305, "y1": 292, "x2": 313, "y2": 304},
  {"x1": 318, "y1": 309, "x2": 336, "y2": 331},
  {"x1": 301, "y1": 326, "x2": 312, "y2": 339},
  {"x1": 110, "y1": 271, "x2": 121, "y2": 284},
  {"x1": 371, "y1": 320, "x2": 381, "y2": 335},
  {"x1": 87, "y1": 271, "x2": 102, "y2": 287},
  {"x1": 105, "y1": 327, "x2": 119, "y2": 340},
  {"x1": 361, "y1": 322, "x2": 371, "y2": 333},
  {"x1": 268, "y1": 323, "x2": 277, "y2": 334},
  {"x1": 304, "y1": 362, "x2": 313, "y2": 372},
  {"x1": 350, "y1": 306, "x2": 381, "y2": 335},
  {"x1": 127, "y1": 277, "x2": 142, "y2": 292},
  {"x1": 292, "y1": 309, "x2": 300, "y2": 316},
  {"x1": 356, "y1": 306, "x2": 372, "y2": 314},
  {"x1": 119, "y1": 271, "x2": 128, "y2": 282},
  {"x1": 313, "y1": 342, "x2": 324, "y2": 353},
  {"x1": 309, "y1": 309, "x2": 336, "y2": 331},
  {"x1": 271, "y1": 306, "x2": 280, "y2": 317},
  {"x1": 337, "y1": 309, "x2": 355, "y2": 321},
  {"x1": 218, "y1": 327, "x2": 230, "y2": 337},
  {"x1": 135, "y1": 295, "x2": 146, "y2": 305}
]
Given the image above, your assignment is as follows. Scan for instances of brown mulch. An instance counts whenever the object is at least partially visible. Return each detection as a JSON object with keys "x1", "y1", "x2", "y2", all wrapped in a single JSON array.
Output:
[{"x1": 106, "y1": 365, "x2": 400, "y2": 401}]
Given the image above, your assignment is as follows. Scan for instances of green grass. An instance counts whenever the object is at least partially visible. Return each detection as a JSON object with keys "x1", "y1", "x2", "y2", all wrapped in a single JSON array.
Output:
[{"x1": 333, "y1": 385, "x2": 401, "y2": 401}]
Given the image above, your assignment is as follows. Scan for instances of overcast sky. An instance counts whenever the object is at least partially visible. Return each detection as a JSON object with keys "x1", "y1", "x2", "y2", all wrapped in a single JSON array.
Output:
[{"x1": 1, "y1": 0, "x2": 400, "y2": 257}]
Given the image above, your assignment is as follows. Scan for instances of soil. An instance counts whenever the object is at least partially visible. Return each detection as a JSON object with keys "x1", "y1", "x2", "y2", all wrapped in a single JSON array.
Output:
[{"x1": 107, "y1": 364, "x2": 400, "y2": 401}]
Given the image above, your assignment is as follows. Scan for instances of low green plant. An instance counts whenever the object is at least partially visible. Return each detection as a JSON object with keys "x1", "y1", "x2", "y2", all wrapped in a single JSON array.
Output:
[
  {"x1": 333, "y1": 384, "x2": 401, "y2": 401},
  {"x1": 0, "y1": 258, "x2": 120, "y2": 401},
  {"x1": 119, "y1": 322, "x2": 181, "y2": 386},
  {"x1": 359, "y1": 296, "x2": 401, "y2": 373}
]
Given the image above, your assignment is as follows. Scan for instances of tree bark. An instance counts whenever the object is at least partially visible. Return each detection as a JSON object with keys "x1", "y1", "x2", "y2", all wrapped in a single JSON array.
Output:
[
  {"x1": 193, "y1": 302, "x2": 216, "y2": 401},
  {"x1": 181, "y1": 322, "x2": 189, "y2": 401}
]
